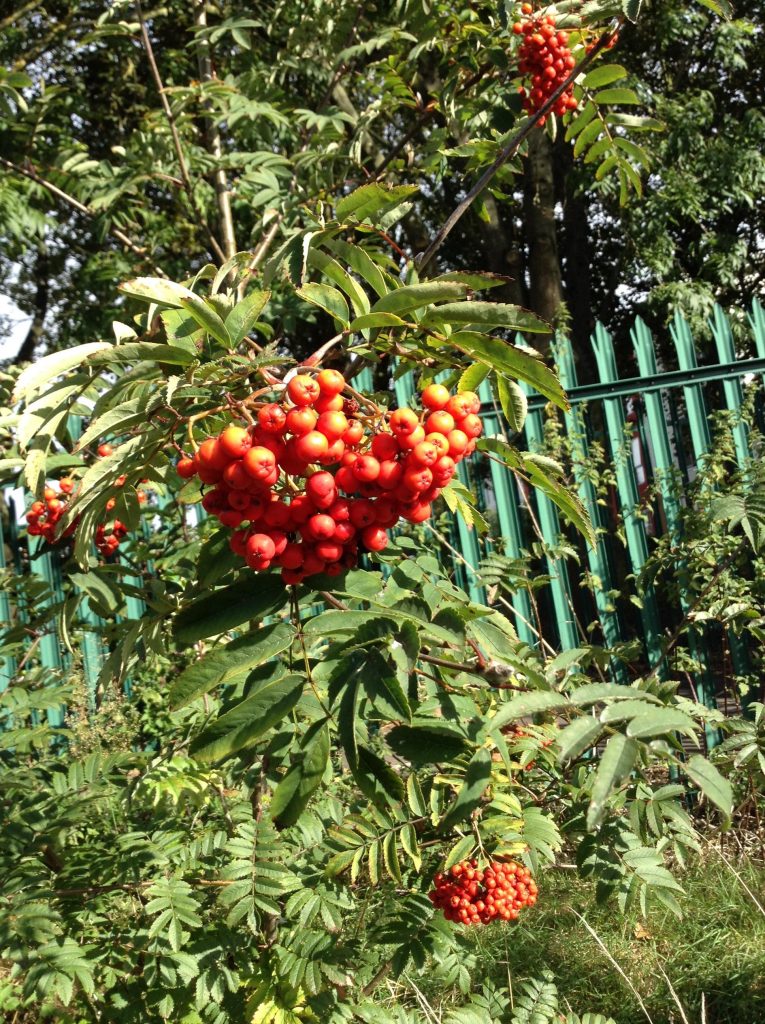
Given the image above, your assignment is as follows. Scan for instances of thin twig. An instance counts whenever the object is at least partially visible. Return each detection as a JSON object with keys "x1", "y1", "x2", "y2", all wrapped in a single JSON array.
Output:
[
  {"x1": 572, "y1": 910, "x2": 655, "y2": 1024},
  {"x1": 0, "y1": 156, "x2": 161, "y2": 270},
  {"x1": 135, "y1": 0, "x2": 226, "y2": 264}
]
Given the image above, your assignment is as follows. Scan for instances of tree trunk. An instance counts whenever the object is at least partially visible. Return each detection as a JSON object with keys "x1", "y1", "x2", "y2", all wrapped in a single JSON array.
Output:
[
  {"x1": 479, "y1": 193, "x2": 527, "y2": 308},
  {"x1": 523, "y1": 126, "x2": 563, "y2": 336},
  {"x1": 14, "y1": 250, "x2": 49, "y2": 364},
  {"x1": 556, "y1": 138, "x2": 597, "y2": 383}
]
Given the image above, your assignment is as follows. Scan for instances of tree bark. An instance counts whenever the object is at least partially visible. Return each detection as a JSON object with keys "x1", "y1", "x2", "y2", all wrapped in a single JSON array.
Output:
[
  {"x1": 14, "y1": 250, "x2": 49, "y2": 364},
  {"x1": 523, "y1": 126, "x2": 563, "y2": 336}
]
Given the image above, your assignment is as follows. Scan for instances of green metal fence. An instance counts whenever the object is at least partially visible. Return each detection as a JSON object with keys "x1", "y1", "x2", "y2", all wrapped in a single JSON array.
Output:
[{"x1": 2, "y1": 300, "x2": 764, "y2": 724}]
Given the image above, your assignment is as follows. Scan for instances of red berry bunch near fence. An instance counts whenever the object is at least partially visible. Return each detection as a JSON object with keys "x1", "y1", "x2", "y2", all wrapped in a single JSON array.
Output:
[
  {"x1": 429, "y1": 859, "x2": 538, "y2": 926},
  {"x1": 176, "y1": 371, "x2": 484, "y2": 585},
  {"x1": 514, "y1": 3, "x2": 578, "y2": 120},
  {"x1": 26, "y1": 443, "x2": 144, "y2": 558}
]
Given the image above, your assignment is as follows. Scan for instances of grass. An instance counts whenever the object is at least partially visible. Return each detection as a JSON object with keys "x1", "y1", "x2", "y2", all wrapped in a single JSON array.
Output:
[{"x1": 409, "y1": 849, "x2": 765, "y2": 1023}]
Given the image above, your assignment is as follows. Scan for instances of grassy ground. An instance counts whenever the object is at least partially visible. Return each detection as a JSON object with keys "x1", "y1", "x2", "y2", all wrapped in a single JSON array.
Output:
[{"x1": 409, "y1": 850, "x2": 765, "y2": 1023}]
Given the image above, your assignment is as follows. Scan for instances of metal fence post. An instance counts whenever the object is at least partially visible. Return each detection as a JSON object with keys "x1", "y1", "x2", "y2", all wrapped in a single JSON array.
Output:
[
  {"x1": 710, "y1": 304, "x2": 750, "y2": 469},
  {"x1": 671, "y1": 310, "x2": 751, "y2": 693},
  {"x1": 632, "y1": 318, "x2": 718, "y2": 740},
  {"x1": 555, "y1": 336, "x2": 626, "y2": 678},
  {"x1": 477, "y1": 379, "x2": 536, "y2": 645},
  {"x1": 521, "y1": 381, "x2": 580, "y2": 651},
  {"x1": 591, "y1": 323, "x2": 664, "y2": 672}
]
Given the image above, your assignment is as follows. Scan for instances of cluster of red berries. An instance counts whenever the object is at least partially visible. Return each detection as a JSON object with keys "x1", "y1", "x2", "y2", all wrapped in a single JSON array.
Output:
[
  {"x1": 176, "y1": 370, "x2": 483, "y2": 585},
  {"x1": 429, "y1": 859, "x2": 538, "y2": 926},
  {"x1": 26, "y1": 443, "x2": 144, "y2": 558},
  {"x1": 513, "y1": 4, "x2": 578, "y2": 120},
  {"x1": 26, "y1": 479, "x2": 77, "y2": 544}
]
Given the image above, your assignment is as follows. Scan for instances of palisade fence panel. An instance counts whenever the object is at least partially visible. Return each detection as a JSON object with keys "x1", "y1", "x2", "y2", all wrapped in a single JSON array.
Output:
[{"x1": 2, "y1": 302, "x2": 764, "y2": 736}]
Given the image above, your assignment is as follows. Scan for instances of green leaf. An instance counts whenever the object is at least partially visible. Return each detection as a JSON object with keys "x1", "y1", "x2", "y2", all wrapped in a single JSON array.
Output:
[
  {"x1": 169, "y1": 623, "x2": 296, "y2": 709},
  {"x1": 179, "y1": 295, "x2": 231, "y2": 346},
  {"x1": 372, "y1": 282, "x2": 468, "y2": 315},
  {"x1": 594, "y1": 88, "x2": 640, "y2": 106},
  {"x1": 522, "y1": 454, "x2": 596, "y2": 547},
  {"x1": 620, "y1": 0, "x2": 642, "y2": 20},
  {"x1": 387, "y1": 723, "x2": 473, "y2": 764},
  {"x1": 407, "y1": 774, "x2": 427, "y2": 816},
  {"x1": 13, "y1": 343, "x2": 112, "y2": 402},
  {"x1": 582, "y1": 65, "x2": 628, "y2": 90},
  {"x1": 297, "y1": 282, "x2": 350, "y2": 327},
  {"x1": 173, "y1": 574, "x2": 288, "y2": 642},
  {"x1": 355, "y1": 744, "x2": 405, "y2": 803},
  {"x1": 574, "y1": 118, "x2": 603, "y2": 159},
  {"x1": 444, "y1": 834, "x2": 476, "y2": 869},
  {"x1": 349, "y1": 312, "x2": 407, "y2": 330},
  {"x1": 557, "y1": 715, "x2": 603, "y2": 764},
  {"x1": 565, "y1": 102, "x2": 597, "y2": 142},
  {"x1": 325, "y1": 238, "x2": 390, "y2": 298},
  {"x1": 420, "y1": 301, "x2": 549, "y2": 333},
  {"x1": 605, "y1": 113, "x2": 663, "y2": 131},
  {"x1": 496, "y1": 374, "x2": 528, "y2": 434},
  {"x1": 586, "y1": 734, "x2": 639, "y2": 830},
  {"x1": 224, "y1": 289, "x2": 270, "y2": 344},
  {"x1": 439, "y1": 747, "x2": 493, "y2": 832},
  {"x1": 118, "y1": 277, "x2": 197, "y2": 307},
  {"x1": 271, "y1": 724, "x2": 331, "y2": 826},
  {"x1": 90, "y1": 343, "x2": 195, "y2": 366},
  {"x1": 452, "y1": 333, "x2": 567, "y2": 409},
  {"x1": 189, "y1": 672, "x2": 304, "y2": 762},
  {"x1": 490, "y1": 691, "x2": 569, "y2": 733},
  {"x1": 570, "y1": 682, "x2": 660, "y2": 707},
  {"x1": 335, "y1": 183, "x2": 419, "y2": 224},
  {"x1": 684, "y1": 754, "x2": 732, "y2": 822},
  {"x1": 458, "y1": 362, "x2": 490, "y2": 392},
  {"x1": 626, "y1": 708, "x2": 697, "y2": 739}
]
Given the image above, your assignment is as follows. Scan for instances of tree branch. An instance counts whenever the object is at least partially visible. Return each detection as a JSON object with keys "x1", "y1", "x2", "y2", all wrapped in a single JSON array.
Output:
[
  {"x1": 0, "y1": 0, "x2": 42, "y2": 31},
  {"x1": 416, "y1": 20, "x2": 624, "y2": 275},
  {"x1": 0, "y1": 155, "x2": 163, "y2": 271},
  {"x1": 135, "y1": 0, "x2": 227, "y2": 264}
]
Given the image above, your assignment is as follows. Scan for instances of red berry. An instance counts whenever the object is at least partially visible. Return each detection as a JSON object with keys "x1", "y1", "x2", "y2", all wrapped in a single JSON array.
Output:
[
  {"x1": 315, "y1": 368, "x2": 345, "y2": 395},
  {"x1": 362, "y1": 525, "x2": 388, "y2": 551},
  {"x1": 371, "y1": 432, "x2": 400, "y2": 461},
  {"x1": 353, "y1": 455, "x2": 381, "y2": 483},
  {"x1": 313, "y1": 393, "x2": 344, "y2": 414},
  {"x1": 243, "y1": 446, "x2": 277, "y2": 481},
  {"x1": 421, "y1": 383, "x2": 451, "y2": 410},
  {"x1": 286, "y1": 407, "x2": 318, "y2": 436},
  {"x1": 316, "y1": 411, "x2": 348, "y2": 440},
  {"x1": 306, "y1": 471, "x2": 337, "y2": 509},
  {"x1": 343, "y1": 420, "x2": 364, "y2": 446},
  {"x1": 305, "y1": 513, "x2": 336, "y2": 540},
  {"x1": 425, "y1": 410, "x2": 455, "y2": 435},
  {"x1": 97, "y1": 443, "x2": 114, "y2": 457},
  {"x1": 177, "y1": 457, "x2": 196, "y2": 479},
  {"x1": 389, "y1": 408, "x2": 419, "y2": 435},
  {"x1": 287, "y1": 374, "x2": 321, "y2": 407},
  {"x1": 258, "y1": 403, "x2": 287, "y2": 433},
  {"x1": 294, "y1": 430, "x2": 329, "y2": 462}
]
